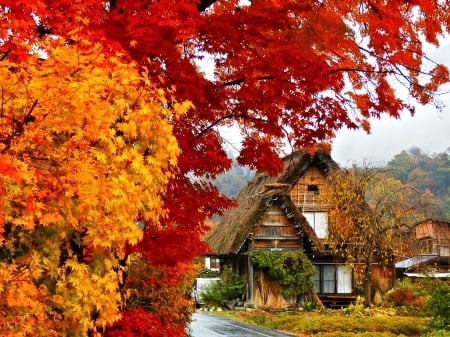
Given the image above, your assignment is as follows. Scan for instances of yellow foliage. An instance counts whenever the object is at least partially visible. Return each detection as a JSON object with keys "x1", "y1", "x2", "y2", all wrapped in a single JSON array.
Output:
[{"x1": 0, "y1": 36, "x2": 187, "y2": 336}]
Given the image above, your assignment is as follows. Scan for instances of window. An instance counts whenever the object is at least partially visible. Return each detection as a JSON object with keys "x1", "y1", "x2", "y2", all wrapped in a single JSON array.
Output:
[
  {"x1": 419, "y1": 238, "x2": 432, "y2": 254},
  {"x1": 307, "y1": 184, "x2": 319, "y2": 193},
  {"x1": 210, "y1": 257, "x2": 220, "y2": 269},
  {"x1": 312, "y1": 264, "x2": 352, "y2": 294},
  {"x1": 303, "y1": 212, "x2": 328, "y2": 239},
  {"x1": 204, "y1": 257, "x2": 220, "y2": 270}
]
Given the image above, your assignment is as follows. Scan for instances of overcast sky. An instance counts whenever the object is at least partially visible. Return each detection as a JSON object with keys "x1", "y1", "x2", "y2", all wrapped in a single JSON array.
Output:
[{"x1": 332, "y1": 37, "x2": 450, "y2": 167}]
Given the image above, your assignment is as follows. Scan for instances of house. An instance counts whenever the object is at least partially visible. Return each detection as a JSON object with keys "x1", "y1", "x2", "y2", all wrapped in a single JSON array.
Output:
[
  {"x1": 206, "y1": 149, "x2": 394, "y2": 309},
  {"x1": 395, "y1": 218, "x2": 450, "y2": 279}
]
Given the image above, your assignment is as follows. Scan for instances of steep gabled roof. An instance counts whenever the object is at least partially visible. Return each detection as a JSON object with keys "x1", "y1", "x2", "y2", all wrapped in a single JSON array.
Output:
[{"x1": 206, "y1": 149, "x2": 338, "y2": 255}]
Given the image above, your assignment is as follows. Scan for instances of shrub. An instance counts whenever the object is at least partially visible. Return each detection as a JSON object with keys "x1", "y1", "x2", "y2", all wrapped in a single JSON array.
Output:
[
  {"x1": 385, "y1": 287, "x2": 417, "y2": 306},
  {"x1": 219, "y1": 309, "x2": 427, "y2": 336},
  {"x1": 420, "y1": 278, "x2": 450, "y2": 330},
  {"x1": 421, "y1": 330, "x2": 450, "y2": 337},
  {"x1": 248, "y1": 249, "x2": 316, "y2": 298},
  {"x1": 200, "y1": 266, "x2": 246, "y2": 308},
  {"x1": 384, "y1": 278, "x2": 426, "y2": 313}
]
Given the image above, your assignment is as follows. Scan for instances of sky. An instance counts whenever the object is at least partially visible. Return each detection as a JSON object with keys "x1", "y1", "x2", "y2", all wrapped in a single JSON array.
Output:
[{"x1": 331, "y1": 38, "x2": 450, "y2": 167}]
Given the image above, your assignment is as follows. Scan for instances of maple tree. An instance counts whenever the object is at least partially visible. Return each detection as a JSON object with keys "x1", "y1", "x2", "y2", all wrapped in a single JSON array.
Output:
[
  {"x1": 1, "y1": 0, "x2": 450, "y2": 336},
  {"x1": 0, "y1": 30, "x2": 187, "y2": 336}
]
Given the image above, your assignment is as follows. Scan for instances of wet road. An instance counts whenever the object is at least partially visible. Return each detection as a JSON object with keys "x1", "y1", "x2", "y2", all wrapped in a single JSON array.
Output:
[{"x1": 189, "y1": 311, "x2": 297, "y2": 337}]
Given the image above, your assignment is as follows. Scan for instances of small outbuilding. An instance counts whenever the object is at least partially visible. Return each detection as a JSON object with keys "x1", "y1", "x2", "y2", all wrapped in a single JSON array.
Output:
[{"x1": 396, "y1": 218, "x2": 450, "y2": 279}]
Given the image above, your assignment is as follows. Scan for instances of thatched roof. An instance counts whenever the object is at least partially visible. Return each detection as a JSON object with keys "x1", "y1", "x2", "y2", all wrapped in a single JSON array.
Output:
[{"x1": 206, "y1": 149, "x2": 338, "y2": 255}]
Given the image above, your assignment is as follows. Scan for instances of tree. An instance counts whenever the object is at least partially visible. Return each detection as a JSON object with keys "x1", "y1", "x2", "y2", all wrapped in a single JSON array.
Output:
[
  {"x1": 387, "y1": 150, "x2": 416, "y2": 182},
  {"x1": 1, "y1": 0, "x2": 450, "y2": 335},
  {"x1": 103, "y1": 258, "x2": 198, "y2": 337},
  {"x1": 3, "y1": 1, "x2": 450, "y2": 171},
  {"x1": 0, "y1": 36, "x2": 187, "y2": 335},
  {"x1": 323, "y1": 166, "x2": 425, "y2": 305},
  {"x1": 386, "y1": 148, "x2": 450, "y2": 217}
]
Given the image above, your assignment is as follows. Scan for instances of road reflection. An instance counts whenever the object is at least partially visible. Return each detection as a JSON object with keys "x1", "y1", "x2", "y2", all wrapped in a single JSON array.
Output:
[{"x1": 189, "y1": 310, "x2": 296, "y2": 337}]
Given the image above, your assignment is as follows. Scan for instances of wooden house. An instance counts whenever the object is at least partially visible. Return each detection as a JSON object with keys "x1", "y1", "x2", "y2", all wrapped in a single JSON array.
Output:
[
  {"x1": 396, "y1": 218, "x2": 450, "y2": 278},
  {"x1": 206, "y1": 149, "x2": 392, "y2": 309}
]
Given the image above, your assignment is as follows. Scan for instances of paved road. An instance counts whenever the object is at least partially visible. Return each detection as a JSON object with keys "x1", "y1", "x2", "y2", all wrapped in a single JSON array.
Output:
[{"x1": 188, "y1": 311, "x2": 296, "y2": 337}]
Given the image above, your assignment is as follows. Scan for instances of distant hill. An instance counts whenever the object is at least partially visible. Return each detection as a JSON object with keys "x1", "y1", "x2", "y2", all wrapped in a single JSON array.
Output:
[
  {"x1": 211, "y1": 161, "x2": 254, "y2": 198},
  {"x1": 385, "y1": 147, "x2": 450, "y2": 219}
]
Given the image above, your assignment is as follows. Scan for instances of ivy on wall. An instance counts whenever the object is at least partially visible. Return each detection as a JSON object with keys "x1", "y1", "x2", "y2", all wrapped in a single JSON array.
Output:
[{"x1": 248, "y1": 250, "x2": 316, "y2": 298}]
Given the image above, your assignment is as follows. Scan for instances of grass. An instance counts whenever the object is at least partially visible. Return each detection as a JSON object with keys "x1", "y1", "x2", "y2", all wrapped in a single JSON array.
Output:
[{"x1": 213, "y1": 308, "x2": 450, "y2": 337}]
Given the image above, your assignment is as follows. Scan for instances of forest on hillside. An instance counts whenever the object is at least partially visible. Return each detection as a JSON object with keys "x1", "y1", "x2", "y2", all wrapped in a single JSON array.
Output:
[
  {"x1": 213, "y1": 147, "x2": 450, "y2": 220},
  {"x1": 386, "y1": 147, "x2": 450, "y2": 219}
]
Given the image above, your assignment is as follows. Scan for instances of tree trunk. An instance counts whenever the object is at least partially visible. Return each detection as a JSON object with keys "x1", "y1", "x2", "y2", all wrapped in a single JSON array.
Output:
[{"x1": 364, "y1": 254, "x2": 373, "y2": 306}]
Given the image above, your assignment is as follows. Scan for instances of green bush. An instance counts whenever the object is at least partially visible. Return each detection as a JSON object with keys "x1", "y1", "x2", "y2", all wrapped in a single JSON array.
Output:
[
  {"x1": 198, "y1": 268, "x2": 220, "y2": 278},
  {"x1": 420, "y1": 278, "x2": 450, "y2": 330},
  {"x1": 421, "y1": 330, "x2": 450, "y2": 337},
  {"x1": 200, "y1": 266, "x2": 246, "y2": 307},
  {"x1": 248, "y1": 249, "x2": 316, "y2": 298}
]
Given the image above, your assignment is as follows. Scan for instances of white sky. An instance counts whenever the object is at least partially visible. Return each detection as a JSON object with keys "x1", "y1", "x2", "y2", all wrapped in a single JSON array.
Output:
[
  {"x1": 332, "y1": 36, "x2": 450, "y2": 167},
  {"x1": 331, "y1": 106, "x2": 450, "y2": 167}
]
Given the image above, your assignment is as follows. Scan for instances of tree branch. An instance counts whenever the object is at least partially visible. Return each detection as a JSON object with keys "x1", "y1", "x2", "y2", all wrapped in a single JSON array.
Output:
[
  {"x1": 197, "y1": 0, "x2": 219, "y2": 12},
  {"x1": 0, "y1": 50, "x2": 10, "y2": 61},
  {"x1": 195, "y1": 111, "x2": 270, "y2": 139},
  {"x1": 1, "y1": 99, "x2": 39, "y2": 154},
  {"x1": 221, "y1": 75, "x2": 274, "y2": 87}
]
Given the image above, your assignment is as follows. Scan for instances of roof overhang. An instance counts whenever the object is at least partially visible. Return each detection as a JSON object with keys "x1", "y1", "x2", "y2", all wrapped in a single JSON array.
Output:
[
  {"x1": 405, "y1": 272, "x2": 450, "y2": 278},
  {"x1": 395, "y1": 254, "x2": 438, "y2": 269}
]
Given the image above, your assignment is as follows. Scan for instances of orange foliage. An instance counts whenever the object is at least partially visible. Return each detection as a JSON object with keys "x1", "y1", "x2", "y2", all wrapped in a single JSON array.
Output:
[{"x1": 0, "y1": 35, "x2": 187, "y2": 336}]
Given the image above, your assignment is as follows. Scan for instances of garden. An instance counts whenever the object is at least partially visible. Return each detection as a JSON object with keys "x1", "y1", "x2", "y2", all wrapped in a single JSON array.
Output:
[{"x1": 201, "y1": 276, "x2": 450, "y2": 337}]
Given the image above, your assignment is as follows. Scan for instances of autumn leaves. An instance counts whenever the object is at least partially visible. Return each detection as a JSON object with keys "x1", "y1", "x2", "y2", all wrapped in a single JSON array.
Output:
[{"x1": 0, "y1": 28, "x2": 190, "y2": 336}]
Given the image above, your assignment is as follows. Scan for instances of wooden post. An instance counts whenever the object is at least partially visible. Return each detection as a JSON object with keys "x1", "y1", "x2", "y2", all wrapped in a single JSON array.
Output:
[{"x1": 247, "y1": 254, "x2": 254, "y2": 304}]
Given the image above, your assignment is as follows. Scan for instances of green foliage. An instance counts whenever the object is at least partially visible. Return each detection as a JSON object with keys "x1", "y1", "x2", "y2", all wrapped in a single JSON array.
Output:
[
  {"x1": 198, "y1": 269, "x2": 220, "y2": 278},
  {"x1": 386, "y1": 147, "x2": 450, "y2": 218},
  {"x1": 420, "y1": 278, "x2": 450, "y2": 330},
  {"x1": 303, "y1": 300, "x2": 324, "y2": 311},
  {"x1": 343, "y1": 296, "x2": 366, "y2": 317},
  {"x1": 217, "y1": 309, "x2": 427, "y2": 336},
  {"x1": 248, "y1": 249, "x2": 316, "y2": 298},
  {"x1": 395, "y1": 278, "x2": 425, "y2": 295},
  {"x1": 421, "y1": 330, "x2": 450, "y2": 337},
  {"x1": 200, "y1": 281, "x2": 227, "y2": 307},
  {"x1": 200, "y1": 266, "x2": 246, "y2": 307}
]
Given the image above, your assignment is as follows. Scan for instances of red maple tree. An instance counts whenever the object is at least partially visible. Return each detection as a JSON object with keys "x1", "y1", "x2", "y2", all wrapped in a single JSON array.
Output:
[{"x1": 2, "y1": 1, "x2": 449, "y2": 336}]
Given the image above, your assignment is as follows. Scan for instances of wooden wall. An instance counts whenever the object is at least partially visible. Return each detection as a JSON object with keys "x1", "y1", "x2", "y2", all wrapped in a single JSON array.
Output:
[
  {"x1": 416, "y1": 220, "x2": 450, "y2": 257},
  {"x1": 251, "y1": 205, "x2": 301, "y2": 250},
  {"x1": 290, "y1": 167, "x2": 328, "y2": 211}
]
